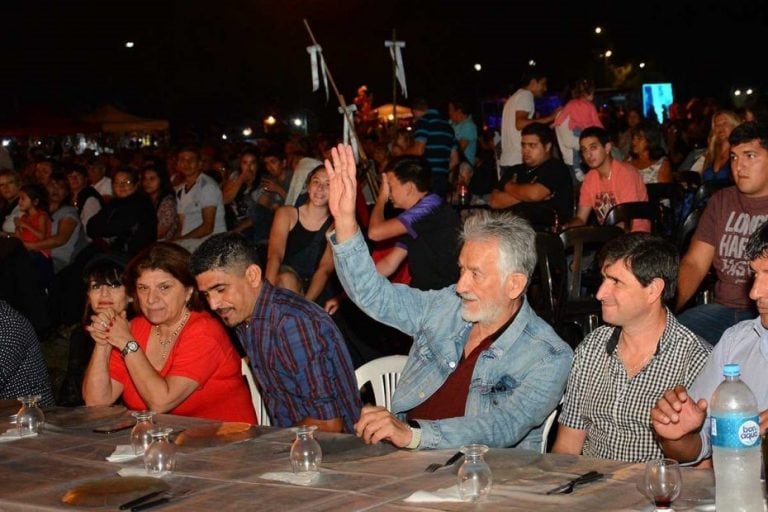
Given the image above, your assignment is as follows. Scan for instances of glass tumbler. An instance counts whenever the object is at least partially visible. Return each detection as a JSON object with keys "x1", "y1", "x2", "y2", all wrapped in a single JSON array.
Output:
[
  {"x1": 290, "y1": 425, "x2": 322, "y2": 473},
  {"x1": 16, "y1": 395, "x2": 45, "y2": 436},
  {"x1": 143, "y1": 427, "x2": 177, "y2": 474},
  {"x1": 130, "y1": 411, "x2": 156, "y2": 455},
  {"x1": 457, "y1": 444, "x2": 493, "y2": 501}
]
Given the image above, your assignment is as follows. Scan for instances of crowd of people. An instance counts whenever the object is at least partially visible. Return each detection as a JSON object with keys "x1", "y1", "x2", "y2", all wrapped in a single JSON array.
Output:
[{"x1": 1, "y1": 71, "x2": 768, "y2": 469}]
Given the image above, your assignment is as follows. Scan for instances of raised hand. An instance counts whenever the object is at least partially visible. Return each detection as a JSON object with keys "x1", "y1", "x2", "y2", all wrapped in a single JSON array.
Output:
[
  {"x1": 324, "y1": 143, "x2": 358, "y2": 240},
  {"x1": 651, "y1": 385, "x2": 708, "y2": 441}
]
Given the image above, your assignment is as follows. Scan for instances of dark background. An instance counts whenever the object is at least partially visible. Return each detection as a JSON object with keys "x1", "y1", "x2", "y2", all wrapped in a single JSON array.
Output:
[{"x1": 1, "y1": 0, "x2": 766, "y2": 135}]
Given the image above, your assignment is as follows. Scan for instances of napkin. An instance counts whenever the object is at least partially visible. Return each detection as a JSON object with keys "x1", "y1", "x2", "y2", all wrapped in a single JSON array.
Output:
[
  {"x1": 0, "y1": 428, "x2": 38, "y2": 443},
  {"x1": 117, "y1": 467, "x2": 169, "y2": 479},
  {"x1": 259, "y1": 471, "x2": 319, "y2": 486},
  {"x1": 106, "y1": 445, "x2": 141, "y2": 462},
  {"x1": 404, "y1": 485, "x2": 464, "y2": 503}
]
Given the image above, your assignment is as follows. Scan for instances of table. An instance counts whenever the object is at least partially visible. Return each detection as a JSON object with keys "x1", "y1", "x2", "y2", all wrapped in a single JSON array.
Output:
[{"x1": 0, "y1": 408, "x2": 717, "y2": 511}]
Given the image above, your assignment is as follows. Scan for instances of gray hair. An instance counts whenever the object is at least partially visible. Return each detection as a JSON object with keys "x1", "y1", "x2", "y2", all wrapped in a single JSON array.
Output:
[{"x1": 459, "y1": 210, "x2": 537, "y2": 278}]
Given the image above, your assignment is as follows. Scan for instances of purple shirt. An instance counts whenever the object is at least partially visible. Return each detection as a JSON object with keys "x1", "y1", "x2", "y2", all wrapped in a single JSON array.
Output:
[{"x1": 236, "y1": 281, "x2": 361, "y2": 432}]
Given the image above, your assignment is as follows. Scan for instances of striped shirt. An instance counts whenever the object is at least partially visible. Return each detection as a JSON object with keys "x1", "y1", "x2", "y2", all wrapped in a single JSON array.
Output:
[
  {"x1": 413, "y1": 109, "x2": 456, "y2": 175},
  {"x1": 236, "y1": 281, "x2": 362, "y2": 433},
  {"x1": 559, "y1": 310, "x2": 710, "y2": 462}
]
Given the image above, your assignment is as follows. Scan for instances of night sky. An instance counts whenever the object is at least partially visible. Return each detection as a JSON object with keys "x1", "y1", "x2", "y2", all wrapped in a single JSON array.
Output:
[{"x1": 2, "y1": 0, "x2": 766, "y2": 134}]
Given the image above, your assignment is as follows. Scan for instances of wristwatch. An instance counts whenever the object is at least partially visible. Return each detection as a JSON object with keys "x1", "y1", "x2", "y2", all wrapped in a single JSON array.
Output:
[
  {"x1": 406, "y1": 419, "x2": 421, "y2": 450},
  {"x1": 121, "y1": 340, "x2": 140, "y2": 358}
]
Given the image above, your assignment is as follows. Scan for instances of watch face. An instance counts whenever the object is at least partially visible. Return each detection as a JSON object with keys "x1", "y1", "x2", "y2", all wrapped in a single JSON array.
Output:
[{"x1": 127, "y1": 341, "x2": 139, "y2": 351}]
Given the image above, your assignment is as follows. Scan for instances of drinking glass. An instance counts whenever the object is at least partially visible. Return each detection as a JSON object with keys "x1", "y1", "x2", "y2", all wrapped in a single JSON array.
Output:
[
  {"x1": 16, "y1": 395, "x2": 45, "y2": 436},
  {"x1": 290, "y1": 425, "x2": 322, "y2": 473},
  {"x1": 457, "y1": 444, "x2": 493, "y2": 501},
  {"x1": 143, "y1": 427, "x2": 176, "y2": 474},
  {"x1": 641, "y1": 458, "x2": 682, "y2": 511},
  {"x1": 130, "y1": 411, "x2": 156, "y2": 455}
]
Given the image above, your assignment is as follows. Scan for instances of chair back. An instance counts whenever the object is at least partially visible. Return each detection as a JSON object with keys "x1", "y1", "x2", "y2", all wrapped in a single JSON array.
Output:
[
  {"x1": 560, "y1": 225, "x2": 624, "y2": 299},
  {"x1": 674, "y1": 207, "x2": 703, "y2": 254},
  {"x1": 511, "y1": 203, "x2": 559, "y2": 232},
  {"x1": 241, "y1": 357, "x2": 271, "y2": 426},
  {"x1": 540, "y1": 398, "x2": 563, "y2": 454},
  {"x1": 603, "y1": 201, "x2": 657, "y2": 233},
  {"x1": 530, "y1": 231, "x2": 567, "y2": 325},
  {"x1": 355, "y1": 355, "x2": 408, "y2": 411},
  {"x1": 693, "y1": 181, "x2": 730, "y2": 210}
]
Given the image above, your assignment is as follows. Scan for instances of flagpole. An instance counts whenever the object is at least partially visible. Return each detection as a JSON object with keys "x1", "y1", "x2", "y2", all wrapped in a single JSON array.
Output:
[
  {"x1": 391, "y1": 28, "x2": 398, "y2": 139},
  {"x1": 302, "y1": 19, "x2": 378, "y2": 197}
]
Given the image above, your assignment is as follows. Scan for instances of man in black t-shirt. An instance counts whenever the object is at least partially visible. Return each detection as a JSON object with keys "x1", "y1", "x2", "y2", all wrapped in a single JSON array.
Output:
[{"x1": 490, "y1": 122, "x2": 574, "y2": 225}]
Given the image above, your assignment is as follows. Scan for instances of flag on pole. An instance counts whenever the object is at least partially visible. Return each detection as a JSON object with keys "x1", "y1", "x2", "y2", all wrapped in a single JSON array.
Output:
[
  {"x1": 338, "y1": 104, "x2": 359, "y2": 163},
  {"x1": 384, "y1": 40, "x2": 408, "y2": 98},
  {"x1": 306, "y1": 44, "x2": 329, "y2": 102}
]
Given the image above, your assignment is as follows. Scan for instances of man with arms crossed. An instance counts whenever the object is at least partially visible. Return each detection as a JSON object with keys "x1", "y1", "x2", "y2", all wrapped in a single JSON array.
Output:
[{"x1": 324, "y1": 144, "x2": 572, "y2": 450}]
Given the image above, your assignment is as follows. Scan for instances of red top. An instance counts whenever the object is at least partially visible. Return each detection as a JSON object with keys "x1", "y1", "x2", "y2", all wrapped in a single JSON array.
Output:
[
  {"x1": 407, "y1": 336, "x2": 495, "y2": 421},
  {"x1": 18, "y1": 210, "x2": 51, "y2": 257},
  {"x1": 109, "y1": 310, "x2": 257, "y2": 424}
]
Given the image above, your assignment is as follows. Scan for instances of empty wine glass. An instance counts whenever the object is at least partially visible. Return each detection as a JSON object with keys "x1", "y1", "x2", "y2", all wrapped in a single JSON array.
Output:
[
  {"x1": 130, "y1": 411, "x2": 156, "y2": 455},
  {"x1": 457, "y1": 444, "x2": 492, "y2": 502},
  {"x1": 641, "y1": 458, "x2": 682, "y2": 511},
  {"x1": 290, "y1": 425, "x2": 322, "y2": 473},
  {"x1": 143, "y1": 427, "x2": 176, "y2": 474},
  {"x1": 16, "y1": 395, "x2": 45, "y2": 436}
]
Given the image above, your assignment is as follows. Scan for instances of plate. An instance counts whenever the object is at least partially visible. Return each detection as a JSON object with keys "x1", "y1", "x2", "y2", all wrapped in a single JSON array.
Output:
[
  {"x1": 174, "y1": 422, "x2": 254, "y2": 447},
  {"x1": 61, "y1": 476, "x2": 169, "y2": 507}
]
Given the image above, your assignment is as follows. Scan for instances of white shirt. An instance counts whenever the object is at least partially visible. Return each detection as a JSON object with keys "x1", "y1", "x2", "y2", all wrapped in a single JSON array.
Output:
[
  {"x1": 175, "y1": 173, "x2": 226, "y2": 237},
  {"x1": 500, "y1": 88, "x2": 535, "y2": 166},
  {"x1": 92, "y1": 176, "x2": 113, "y2": 198}
]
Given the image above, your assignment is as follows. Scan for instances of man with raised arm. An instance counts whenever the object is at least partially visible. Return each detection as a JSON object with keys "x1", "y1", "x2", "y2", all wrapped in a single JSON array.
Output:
[
  {"x1": 651, "y1": 219, "x2": 768, "y2": 464},
  {"x1": 324, "y1": 144, "x2": 572, "y2": 450}
]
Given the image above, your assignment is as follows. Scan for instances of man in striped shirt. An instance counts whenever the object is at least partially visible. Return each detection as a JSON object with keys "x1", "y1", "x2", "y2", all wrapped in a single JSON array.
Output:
[{"x1": 407, "y1": 98, "x2": 458, "y2": 198}]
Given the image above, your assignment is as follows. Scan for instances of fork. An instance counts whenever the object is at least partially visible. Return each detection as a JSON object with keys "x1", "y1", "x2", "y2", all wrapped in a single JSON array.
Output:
[{"x1": 424, "y1": 451, "x2": 464, "y2": 472}]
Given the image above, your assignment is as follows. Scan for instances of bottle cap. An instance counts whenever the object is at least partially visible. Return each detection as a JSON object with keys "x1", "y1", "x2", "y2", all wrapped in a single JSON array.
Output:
[{"x1": 723, "y1": 363, "x2": 741, "y2": 377}]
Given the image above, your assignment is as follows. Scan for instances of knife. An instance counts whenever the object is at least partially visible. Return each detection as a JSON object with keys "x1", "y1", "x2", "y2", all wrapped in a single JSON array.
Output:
[
  {"x1": 118, "y1": 491, "x2": 164, "y2": 510},
  {"x1": 131, "y1": 497, "x2": 172, "y2": 512},
  {"x1": 545, "y1": 470, "x2": 604, "y2": 495}
]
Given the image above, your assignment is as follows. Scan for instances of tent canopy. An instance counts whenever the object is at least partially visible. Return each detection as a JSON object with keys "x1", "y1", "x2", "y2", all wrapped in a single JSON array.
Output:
[
  {"x1": 84, "y1": 105, "x2": 169, "y2": 133},
  {"x1": 0, "y1": 107, "x2": 100, "y2": 137},
  {"x1": 372, "y1": 104, "x2": 413, "y2": 121}
]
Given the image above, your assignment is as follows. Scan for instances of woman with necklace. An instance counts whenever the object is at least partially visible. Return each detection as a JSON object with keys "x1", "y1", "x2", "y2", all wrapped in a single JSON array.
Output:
[{"x1": 82, "y1": 242, "x2": 256, "y2": 423}]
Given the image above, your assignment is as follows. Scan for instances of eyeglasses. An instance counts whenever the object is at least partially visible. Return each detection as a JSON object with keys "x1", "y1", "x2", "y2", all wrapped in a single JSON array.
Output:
[{"x1": 114, "y1": 179, "x2": 134, "y2": 186}]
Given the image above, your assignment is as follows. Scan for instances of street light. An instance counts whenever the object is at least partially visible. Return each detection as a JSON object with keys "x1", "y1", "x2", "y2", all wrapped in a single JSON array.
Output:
[
  {"x1": 264, "y1": 116, "x2": 277, "y2": 126},
  {"x1": 242, "y1": 127, "x2": 253, "y2": 137},
  {"x1": 125, "y1": 41, "x2": 134, "y2": 48},
  {"x1": 293, "y1": 118, "x2": 303, "y2": 127},
  {"x1": 734, "y1": 89, "x2": 742, "y2": 96},
  {"x1": 474, "y1": 63, "x2": 482, "y2": 72},
  {"x1": 639, "y1": 62, "x2": 646, "y2": 69},
  {"x1": 594, "y1": 26, "x2": 603, "y2": 34},
  {"x1": 747, "y1": 88, "x2": 754, "y2": 95},
  {"x1": 528, "y1": 59, "x2": 536, "y2": 67},
  {"x1": 604, "y1": 50, "x2": 613, "y2": 58}
]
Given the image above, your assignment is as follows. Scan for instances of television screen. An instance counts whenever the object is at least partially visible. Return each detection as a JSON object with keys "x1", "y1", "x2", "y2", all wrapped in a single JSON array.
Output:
[{"x1": 642, "y1": 83, "x2": 674, "y2": 123}]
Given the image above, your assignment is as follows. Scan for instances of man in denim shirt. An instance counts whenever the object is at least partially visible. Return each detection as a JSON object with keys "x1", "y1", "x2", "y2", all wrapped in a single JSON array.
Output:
[{"x1": 324, "y1": 144, "x2": 573, "y2": 450}]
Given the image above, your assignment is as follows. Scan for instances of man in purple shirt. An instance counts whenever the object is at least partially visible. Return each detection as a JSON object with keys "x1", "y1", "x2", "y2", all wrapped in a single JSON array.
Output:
[{"x1": 191, "y1": 232, "x2": 361, "y2": 433}]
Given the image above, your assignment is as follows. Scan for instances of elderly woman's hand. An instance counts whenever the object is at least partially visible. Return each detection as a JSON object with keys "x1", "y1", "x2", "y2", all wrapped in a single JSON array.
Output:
[{"x1": 86, "y1": 310, "x2": 133, "y2": 350}]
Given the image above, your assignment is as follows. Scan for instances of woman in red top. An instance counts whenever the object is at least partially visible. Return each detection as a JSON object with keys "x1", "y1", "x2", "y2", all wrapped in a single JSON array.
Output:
[{"x1": 82, "y1": 242, "x2": 256, "y2": 424}]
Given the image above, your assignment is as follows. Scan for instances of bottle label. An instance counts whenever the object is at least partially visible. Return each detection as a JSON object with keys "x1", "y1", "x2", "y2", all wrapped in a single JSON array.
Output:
[{"x1": 711, "y1": 415, "x2": 761, "y2": 449}]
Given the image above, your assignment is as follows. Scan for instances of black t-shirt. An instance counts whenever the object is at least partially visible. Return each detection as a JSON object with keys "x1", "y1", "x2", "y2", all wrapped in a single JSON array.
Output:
[
  {"x1": 397, "y1": 194, "x2": 460, "y2": 291},
  {"x1": 497, "y1": 158, "x2": 574, "y2": 222}
]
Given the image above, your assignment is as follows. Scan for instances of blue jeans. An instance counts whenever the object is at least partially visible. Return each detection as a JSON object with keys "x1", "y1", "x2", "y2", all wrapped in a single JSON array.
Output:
[{"x1": 677, "y1": 303, "x2": 756, "y2": 345}]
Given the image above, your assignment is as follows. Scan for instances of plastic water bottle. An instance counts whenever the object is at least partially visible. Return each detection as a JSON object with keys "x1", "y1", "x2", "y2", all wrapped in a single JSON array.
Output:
[{"x1": 711, "y1": 363, "x2": 764, "y2": 512}]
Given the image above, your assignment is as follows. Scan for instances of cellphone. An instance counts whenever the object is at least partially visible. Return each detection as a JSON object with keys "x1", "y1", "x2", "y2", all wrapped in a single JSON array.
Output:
[{"x1": 92, "y1": 420, "x2": 135, "y2": 434}]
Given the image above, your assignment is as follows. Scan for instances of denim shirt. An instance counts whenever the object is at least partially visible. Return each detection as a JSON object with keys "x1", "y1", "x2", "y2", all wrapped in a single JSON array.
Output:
[{"x1": 330, "y1": 229, "x2": 573, "y2": 450}]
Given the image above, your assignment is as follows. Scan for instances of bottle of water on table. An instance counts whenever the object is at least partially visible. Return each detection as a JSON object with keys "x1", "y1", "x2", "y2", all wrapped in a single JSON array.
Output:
[{"x1": 711, "y1": 363, "x2": 764, "y2": 512}]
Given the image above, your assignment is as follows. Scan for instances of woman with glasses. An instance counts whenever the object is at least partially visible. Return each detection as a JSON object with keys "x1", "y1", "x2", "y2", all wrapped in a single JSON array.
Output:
[{"x1": 86, "y1": 168, "x2": 157, "y2": 258}]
